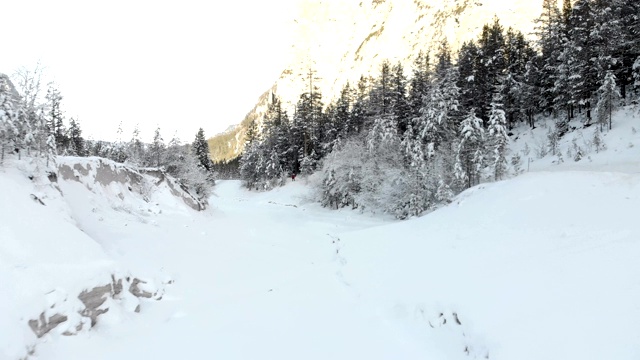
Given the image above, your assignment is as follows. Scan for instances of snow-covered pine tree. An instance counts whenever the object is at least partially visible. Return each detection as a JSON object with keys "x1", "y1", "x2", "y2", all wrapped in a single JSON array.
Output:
[
  {"x1": 192, "y1": 127, "x2": 212, "y2": 172},
  {"x1": 0, "y1": 75, "x2": 19, "y2": 164},
  {"x1": 127, "y1": 125, "x2": 145, "y2": 165},
  {"x1": 457, "y1": 41, "x2": 484, "y2": 116},
  {"x1": 45, "y1": 132, "x2": 56, "y2": 167},
  {"x1": 567, "y1": 0, "x2": 599, "y2": 122},
  {"x1": 112, "y1": 122, "x2": 128, "y2": 163},
  {"x1": 534, "y1": 0, "x2": 564, "y2": 114},
  {"x1": 416, "y1": 67, "x2": 460, "y2": 155},
  {"x1": 477, "y1": 17, "x2": 507, "y2": 123},
  {"x1": 67, "y1": 118, "x2": 85, "y2": 156},
  {"x1": 455, "y1": 109, "x2": 485, "y2": 190},
  {"x1": 595, "y1": 71, "x2": 621, "y2": 131},
  {"x1": 390, "y1": 61, "x2": 410, "y2": 134},
  {"x1": 488, "y1": 95, "x2": 509, "y2": 180},
  {"x1": 408, "y1": 50, "x2": 431, "y2": 121},
  {"x1": 149, "y1": 126, "x2": 165, "y2": 167},
  {"x1": 45, "y1": 85, "x2": 69, "y2": 154}
]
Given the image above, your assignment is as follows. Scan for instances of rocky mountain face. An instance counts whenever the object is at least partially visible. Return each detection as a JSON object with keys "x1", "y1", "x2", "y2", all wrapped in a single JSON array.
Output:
[{"x1": 209, "y1": 0, "x2": 546, "y2": 162}]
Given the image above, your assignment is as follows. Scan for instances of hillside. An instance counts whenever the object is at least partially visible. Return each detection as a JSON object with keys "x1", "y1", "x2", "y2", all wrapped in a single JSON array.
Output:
[{"x1": 209, "y1": 0, "x2": 545, "y2": 161}]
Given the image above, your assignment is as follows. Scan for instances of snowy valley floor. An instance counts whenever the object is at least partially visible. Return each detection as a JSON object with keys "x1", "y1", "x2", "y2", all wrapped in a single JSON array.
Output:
[
  {"x1": 3, "y1": 108, "x2": 640, "y2": 360},
  {"x1": 31, "y1": 173, "x2": 640, "y2": 360}
]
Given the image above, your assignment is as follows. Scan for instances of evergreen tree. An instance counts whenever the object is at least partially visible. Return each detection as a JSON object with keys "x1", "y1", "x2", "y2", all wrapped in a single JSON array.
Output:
[
  {"x1": 534, "y1": 0, "x2": 564, "y2": 114},
  {"x1": 67, "y1": 118, "x2": 85, "y2": 156},
  {"x1": 0, "y1": 75, "x2": 19, "y2": 164},
  {"x1": 408, "y1": 51, "x2": 432, "y2": 120},
  {"x1": 477, "y1": 17, "x2": 507, "y2": 123},
  {"x1": 370, "y1": 60, "x2": 394, "y2": 118},
  {"x1": 434, "y1": 39, "x2": 453, "y2": 81},
  {"x1": 457, "y1": 41, "x2": 483, "y2": 115},
  {"x1": 112, "y1": 122, "x2": 128, "y2": 163},
  {"x1": 127, "y1": 124, "x2": 144, "y2": 165},
  {"x1": 487, "y1": 96, "x2": 509, "y2": 180},
  {"x1": 149, "y1": 126, "x2": 165, "y2": 167},
  {"x1": 596, "y1": 71, "x2": 621, "y2": 131},
  {"x1": 566, "y1": 0, "x2": 598, "y2": 121},
  {"x1": 390, "y1": 62, "x2": 410, "y2": 134},
  {"x1": 416, "y1": 67, "x2": 460, "y2": 153},
  {"x1": 455, "y1": 109, "x2": 485, "y2": 190},
  {"x1": 192, "y1": 127, "x2": 212, "y2": 172}
]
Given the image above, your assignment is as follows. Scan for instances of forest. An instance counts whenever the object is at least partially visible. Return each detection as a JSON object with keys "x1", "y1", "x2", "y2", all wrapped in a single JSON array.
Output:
[{"x1": 236, "y1": 0, "x2": 639, "y2": 218}]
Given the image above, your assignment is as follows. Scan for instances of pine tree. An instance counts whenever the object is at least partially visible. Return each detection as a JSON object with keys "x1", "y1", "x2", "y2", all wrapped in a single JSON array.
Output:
[
  {"x1": 434, "y1": 39, "x2": 453, "y2": 81},
  {"x1": 370, "y1": 60, "x2": 394, "y2": 118},
  {"x1": 455, "y1": 109, "x2": 485, "y2": 190},
  {"x1": 566, "y1": 0, "x2": 598, "y2": 121},
  {"x1": 487, "y1": 96, "x2": 509, "y2": 180},
  {"x1": 416, "y1": 67, "x2": 460, "y2": 153},
  {"x1": 113, "y1": 122, "x2": 128, "y2": 163},
  {"x1": 46, "y1": 86, "x2": 70, "y2": 154},
  {"x1": 409, "y1": 51, "x2": 432, "y2": 120},
  {"x1": 534, "y1": 0, "x2": 564, "y2": 114},
  {"x1": 596, "y1": 71, "x2": 621, "y2": 131},
  {"x1": 457, "y1": 41, "x2": 483, "y2": 115},
  {"x1": 192, "y1": 127, "x2": 212, "y2": 172},
  {"x1": 149, "y1": 126, "x2": 165, "y2": 167},
  {"x1": 477, "y1": 17, "x2": 507, "y2": 123},
  {"x1": 0, "y1": 75, "x2": 19, "y2": 164},
  {"x1": 127, "y1": 124, "x2": 144, "y2": 165},
  {"x1": 390, "y1": 62, "x2": 410, "y2": 134},
  {"x1": 67, "y1": 118, "x2": 85, "y2": 156}
]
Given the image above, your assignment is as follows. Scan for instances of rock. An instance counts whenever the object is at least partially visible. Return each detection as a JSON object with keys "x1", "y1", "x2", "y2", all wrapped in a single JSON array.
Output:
[
  {"x1": 78, "y1": 284, "x2": 112, "y2": 327},
  {"x1": 28, "y1": 313, "x2": 68, "y2": 338},
  {"x1": 129, "y1": 278, "x2": 153, "y2": 298}
]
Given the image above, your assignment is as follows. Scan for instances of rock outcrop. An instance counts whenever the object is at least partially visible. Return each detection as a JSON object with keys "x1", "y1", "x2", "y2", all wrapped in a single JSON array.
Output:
[{"x1": 27, "y1": 275, "x2": 164, "y2": 339}]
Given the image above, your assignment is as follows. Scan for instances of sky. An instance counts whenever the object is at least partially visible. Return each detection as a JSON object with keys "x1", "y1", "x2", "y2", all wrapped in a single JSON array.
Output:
[{"x1": 0, "y1": 0, "x2": 299, "y2": 143}]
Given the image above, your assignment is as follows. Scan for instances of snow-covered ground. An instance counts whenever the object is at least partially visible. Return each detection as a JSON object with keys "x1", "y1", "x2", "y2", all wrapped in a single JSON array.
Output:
[{"x1": 2, "y1": 107, "x2": 640, "y2": 359}]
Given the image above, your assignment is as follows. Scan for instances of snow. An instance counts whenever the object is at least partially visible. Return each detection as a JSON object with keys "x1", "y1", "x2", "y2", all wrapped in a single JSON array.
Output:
[{"x1": 2, "y1": 107, "x2": 640, "y2": 359}]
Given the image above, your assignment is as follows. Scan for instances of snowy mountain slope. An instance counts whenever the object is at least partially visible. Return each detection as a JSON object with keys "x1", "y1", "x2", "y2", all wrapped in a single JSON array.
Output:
[{"x1": 210, "y1": 0, "x2": 545, "y2": 161}]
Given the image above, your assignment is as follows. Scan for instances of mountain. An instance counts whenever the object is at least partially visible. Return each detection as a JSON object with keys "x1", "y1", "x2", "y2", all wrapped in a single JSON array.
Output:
[{"x1": 208, "y1": 0, "x2": 546, "y2": 162}]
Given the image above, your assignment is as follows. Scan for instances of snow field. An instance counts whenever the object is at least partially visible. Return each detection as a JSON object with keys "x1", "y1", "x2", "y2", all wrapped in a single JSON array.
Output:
[{"x1": 2, "y1": 106, "x2": 640, "y2": 359}]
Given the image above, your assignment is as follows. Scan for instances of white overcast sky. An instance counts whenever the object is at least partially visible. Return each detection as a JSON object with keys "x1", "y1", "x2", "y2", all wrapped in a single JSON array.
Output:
[{"x1": 0, "y1": 0, "x2": 299, "y2": 143}]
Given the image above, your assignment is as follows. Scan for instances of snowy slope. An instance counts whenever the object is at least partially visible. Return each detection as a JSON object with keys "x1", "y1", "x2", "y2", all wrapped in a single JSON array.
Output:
[
  {"x1": 5, "y1": 108, "x2": 640, "y2": 359},
  {"x1": 0, "y1": 157, "x2": 204, "y2": 359},
  {"x1": 0, "y1": 161, "x2": 120, "y2": 359},
  {"x1": 340, "y1": 170, "x2": 640, "y2": 359}
]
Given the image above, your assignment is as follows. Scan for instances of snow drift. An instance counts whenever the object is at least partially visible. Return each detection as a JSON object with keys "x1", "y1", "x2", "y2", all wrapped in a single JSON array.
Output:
[{"x1": 0, "y1": 156, "x2": 204, "y2": 359}]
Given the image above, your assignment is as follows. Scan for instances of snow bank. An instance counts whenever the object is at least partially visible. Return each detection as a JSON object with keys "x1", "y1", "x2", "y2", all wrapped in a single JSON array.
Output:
[
  {"x1": 0, "y1": 157, "x2": 191, "y2": 359},
  {"x1": 339, "y1": 170, "x2": 640, "y2": 360}
]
